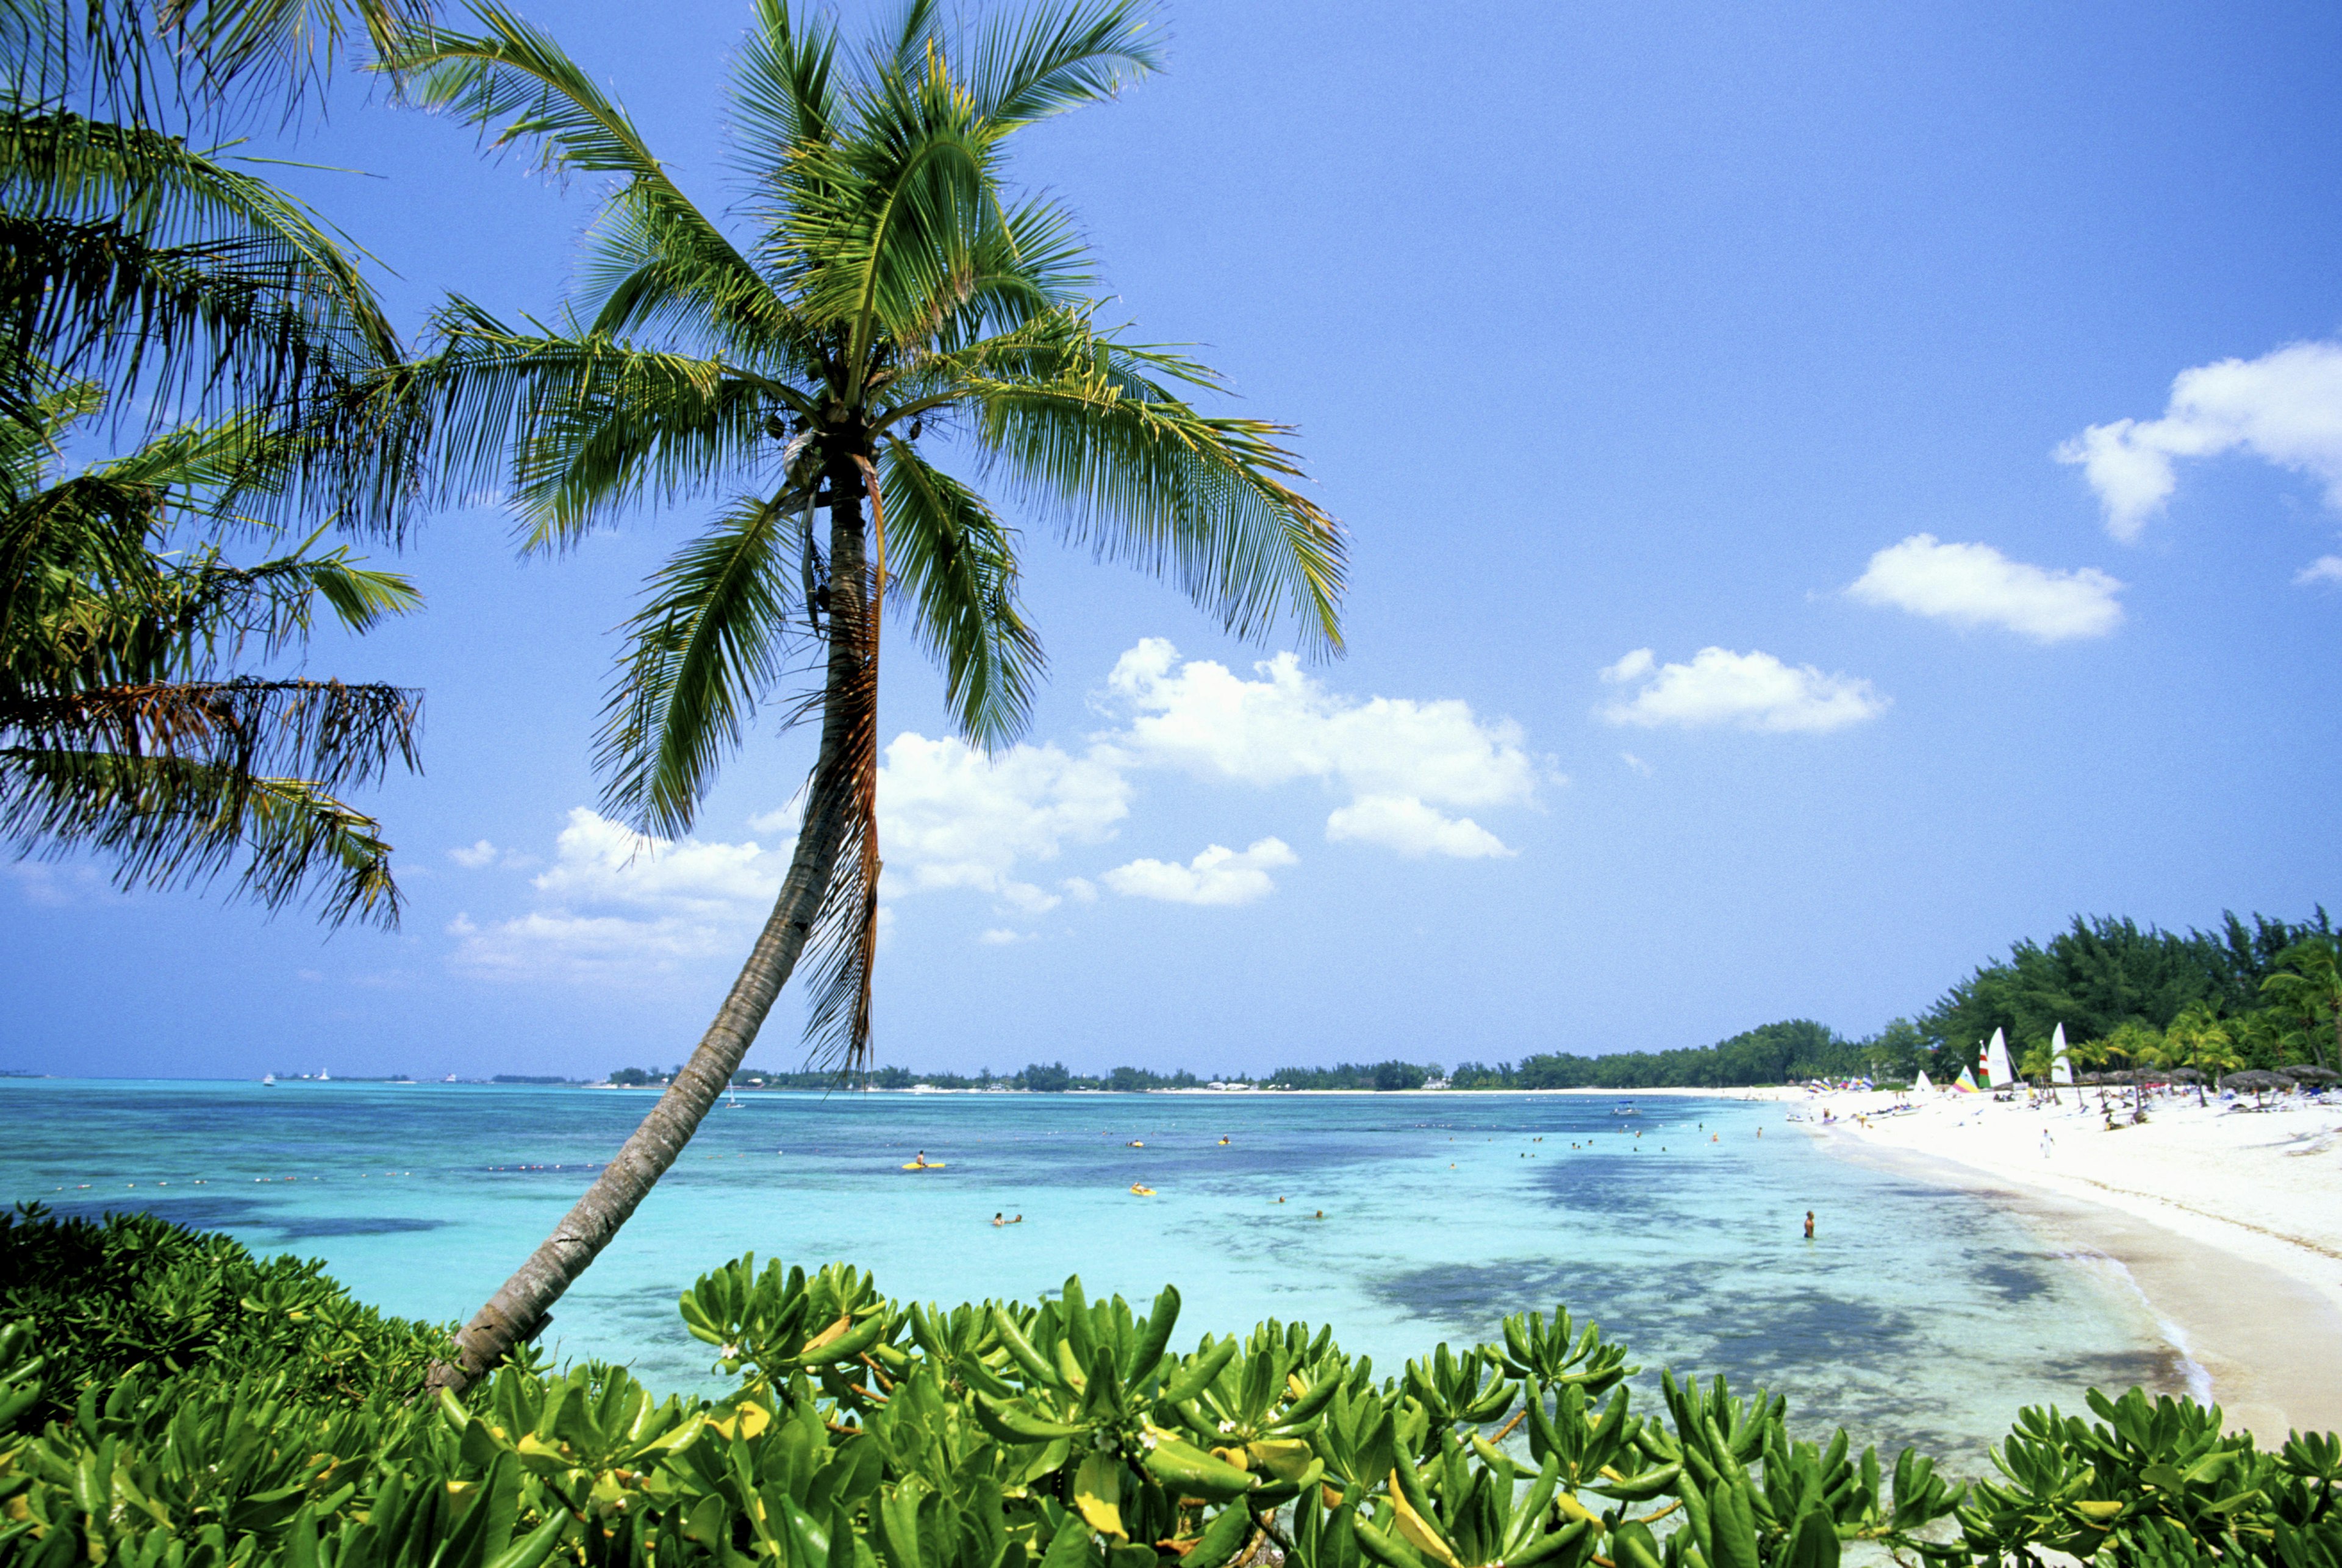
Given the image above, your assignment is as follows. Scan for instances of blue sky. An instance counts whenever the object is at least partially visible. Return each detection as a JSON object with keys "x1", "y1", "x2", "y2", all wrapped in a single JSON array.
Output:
[{"x1": 8, "y1": 0, "x2": 2341, "y2": 1079}]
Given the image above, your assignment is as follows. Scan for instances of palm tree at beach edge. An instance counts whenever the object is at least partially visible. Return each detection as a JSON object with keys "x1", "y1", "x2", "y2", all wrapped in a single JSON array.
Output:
[{"x1": 388, "y1": 0, "x2": 1347, "y2": 1393}]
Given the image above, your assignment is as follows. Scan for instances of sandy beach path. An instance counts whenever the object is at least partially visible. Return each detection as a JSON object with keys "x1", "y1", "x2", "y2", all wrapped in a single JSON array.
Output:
[{"x1": 1803, "y1": 1090, "x2": 2342, "y2": 1441}]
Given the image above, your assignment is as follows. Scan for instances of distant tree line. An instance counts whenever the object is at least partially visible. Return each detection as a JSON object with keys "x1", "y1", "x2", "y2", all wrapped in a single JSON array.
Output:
[{"x1": 592, "y1": 905, "x2": 2340, "y2": 1094}]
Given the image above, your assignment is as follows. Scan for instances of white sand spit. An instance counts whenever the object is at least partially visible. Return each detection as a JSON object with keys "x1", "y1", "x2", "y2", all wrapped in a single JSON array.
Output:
[{"x1": 1792, "y1": 1086, "x2": 2342, "y2": 1439}]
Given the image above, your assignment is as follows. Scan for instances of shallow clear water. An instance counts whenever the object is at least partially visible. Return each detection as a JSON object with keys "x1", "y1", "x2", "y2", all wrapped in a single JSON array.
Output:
[{"x1": 0, "y1": 1081, "x2": 2182, "y2": 1472}]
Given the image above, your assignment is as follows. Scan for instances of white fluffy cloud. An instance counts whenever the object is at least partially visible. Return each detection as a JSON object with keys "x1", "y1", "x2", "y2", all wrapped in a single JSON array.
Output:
[
  {"x1": 2296, "y1": 555, "x2": 2342, "y2": 588},
  {"x1": 2059, "y1": 340, "x2": 2342, "y2": 541},
  {"x1": 1599, "y1": 647, "x2": 1887, "y2": 733},
  {"x1": 1101, "y1": 838, "x2": 1297, "y2": 906},
  {"x1": 452, "y1": 642, "x2": 1541, "y2": 972},
  {"x1": 448, "y1": 809, "x2": 784, "y2": 980},
  {"x1": 865, "y1": 734, "x2": 1128, "y2": 912},
  {"x1": 1325, "y1": 795, "x2": 1511, "y2": 859},
  {"x1": 1101, "y1": 638, "x2": 1541, "y2": 856},
  {"x1": 1847, "y1": 534, "x2": 2124, "y2": 642},
  {"x1": 531, "y1": 808, "x2": 781, "y2": 915}
]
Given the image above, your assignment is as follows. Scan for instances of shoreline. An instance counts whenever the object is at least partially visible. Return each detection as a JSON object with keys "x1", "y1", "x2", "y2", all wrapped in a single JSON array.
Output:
[{"x1": 1799, "y1": 1090, "x2": 2342, "y2": 1440}]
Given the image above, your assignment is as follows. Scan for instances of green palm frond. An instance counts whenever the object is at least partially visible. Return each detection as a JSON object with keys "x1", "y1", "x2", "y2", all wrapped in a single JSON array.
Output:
[
  {"x1": 595, "y1": 490, "x2": 805, "y2": 838},
  {"x1": 385, "y1": 3, "x2": 761, "y2": 282},
  {"x1": 965, "y1": 367, "x2": 1345, "y2": 653},
  {"x1": 967, "y1": 0, "x2": 1158, "y2": 126},
  {"x1": 879, "y1": 436, "x2": 1039, "y2": 750},
  {"x1": 157, "y1": 0, "x2": 431, "y2": 113},
  {"x1": 0, "y1": 744, "x2": 404, "y2": 926},
  {"x1": 573, "y1": 192, "x2": 811, "y2": 371},
  {"x1": 387, "y1": 306, "x2": 787, "y2": 545},
  {"x1": 0, "y1": 110, "x2": 409, "y2": 531},
  {"x1": 4, "y1": 0, "x2": 433, "y2": 128},
  {"x1": 2, "y1": 389, "x2": 424, "y2": 928},
  {"x1": 727, "y1": 0, "x2": 841, "y2": 177}
]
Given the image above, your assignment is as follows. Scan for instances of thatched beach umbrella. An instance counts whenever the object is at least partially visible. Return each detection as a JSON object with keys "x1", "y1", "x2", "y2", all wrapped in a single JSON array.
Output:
[
  {"x1": 2283, "y1": 1065, "x2": 2341, "y2": 1087},
  {"x1": 2165, "y1": 1067, "x2": 2204, "y2": 1082},
  {"x1": 2219, "y1": 1070, "x2": 2294, "y2": 1106}
]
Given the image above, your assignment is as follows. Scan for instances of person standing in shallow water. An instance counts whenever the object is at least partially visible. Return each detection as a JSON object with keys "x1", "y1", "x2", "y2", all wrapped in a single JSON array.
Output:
[{"x1": 1803, "y1": 1210, "x2": 1815, "y2": 1240}]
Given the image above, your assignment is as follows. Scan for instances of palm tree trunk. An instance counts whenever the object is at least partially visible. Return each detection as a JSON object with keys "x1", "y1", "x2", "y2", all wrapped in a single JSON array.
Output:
[{"x1": 425, "y1": 471, "x2": 872, "y2": 1397}]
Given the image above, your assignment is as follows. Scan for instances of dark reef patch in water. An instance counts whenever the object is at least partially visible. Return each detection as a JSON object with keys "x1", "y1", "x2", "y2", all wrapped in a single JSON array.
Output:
[
  {"x1": 270, "y1": 1215, "x2": 448, "y2": 1240},
  {"x1": 1973, "y1": 1255, "x2": 2050, "y2": 1304}
]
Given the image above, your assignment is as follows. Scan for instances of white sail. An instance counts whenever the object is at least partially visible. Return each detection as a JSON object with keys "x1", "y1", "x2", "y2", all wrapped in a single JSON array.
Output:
[
  {"x1": 1986, "y1": 1027, "x2": 2014, "y2": 1089},
  {"x1": 1915, "y1": 1069, "x2": 1934, "y2": 1094},
  {"x1": 2050, "y1": 1022, "x2": 2074, "y2": 1086}
]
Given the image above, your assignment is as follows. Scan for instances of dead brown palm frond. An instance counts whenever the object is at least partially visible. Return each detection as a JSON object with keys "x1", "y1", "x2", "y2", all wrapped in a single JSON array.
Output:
[{"x1": 797, "y1": 454, "x2": 884, "y2": 1076}]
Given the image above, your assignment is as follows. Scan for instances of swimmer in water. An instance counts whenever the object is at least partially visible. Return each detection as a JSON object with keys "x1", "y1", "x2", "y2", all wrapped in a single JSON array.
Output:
[
  {"x1": 1803, "y1": 1210, "x2": 1814, "y2": 1240},
  {"x1": 992, "y1": 1212, "x2": 1005, "y2": 1226}
]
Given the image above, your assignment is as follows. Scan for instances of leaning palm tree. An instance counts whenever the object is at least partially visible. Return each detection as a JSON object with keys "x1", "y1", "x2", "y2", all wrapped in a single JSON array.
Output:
[{"x1": 385, "y1": 0, "x2": 1345, "y2": 1391}]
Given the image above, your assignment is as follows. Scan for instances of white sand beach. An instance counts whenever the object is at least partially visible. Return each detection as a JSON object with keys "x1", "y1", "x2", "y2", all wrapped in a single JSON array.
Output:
[{"x1": 1781, "y1": 1084, "x2": 2342, "y2": 1440}]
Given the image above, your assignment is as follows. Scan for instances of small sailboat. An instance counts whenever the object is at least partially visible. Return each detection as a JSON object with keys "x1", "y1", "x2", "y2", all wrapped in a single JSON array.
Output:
[
  {"x1": 260, "y1": 1073, "x2": 276, "y2": 1086},
  {"x1": 2050, "y1": 1023, "x2": 2074, "y2": 1087},
  {"x1": 1985, "y1": 1028, "x2": 2015, "y2": 1090}
]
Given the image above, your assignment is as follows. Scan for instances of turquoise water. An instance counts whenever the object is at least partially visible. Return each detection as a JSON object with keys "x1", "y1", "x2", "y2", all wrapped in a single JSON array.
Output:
[{"x1": 1, "y1": 1081, "x2": 2180, "y2": 1471}]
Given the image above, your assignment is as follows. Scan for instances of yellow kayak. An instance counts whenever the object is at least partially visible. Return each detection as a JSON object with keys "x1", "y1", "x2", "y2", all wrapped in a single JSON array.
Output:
[
  {"x1": 1129, "y1": 1183, "x2": 1156, "y2": 1196},
  {"x1": 901, "y1": 1161, "x2": 947, "y2": 1170}
]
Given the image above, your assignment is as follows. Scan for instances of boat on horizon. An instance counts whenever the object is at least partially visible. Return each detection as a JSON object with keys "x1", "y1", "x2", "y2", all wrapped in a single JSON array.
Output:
[
  {"x1": 260, "y1": 1073, "x2": 274, "y2": 1086},
  {"x1": 1611, "y1": 1100, "x2": 1639, "y2": 1117}
]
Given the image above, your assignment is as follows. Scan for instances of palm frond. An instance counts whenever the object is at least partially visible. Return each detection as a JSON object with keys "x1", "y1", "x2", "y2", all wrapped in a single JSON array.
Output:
[
  {"x1": 726, "y1": 0, "x2": 840, "y2": 176},
  {"x1": 384, "y1": 3, "x2": 763, "y2": 291},
  {"x1": 595, "y1": 490, "x2": 805, "y2": 838},
  {"x1": 879, "y1": 435, "x2": 1040, "y2": 750},
  {"x1": 965, "y1": 363, "x2": 1345, "y2": 653},
  {"x1": 797, "y1": 482, "x2": 881, "y2": 1075},
  {"x1": 0, "y1": 111, "x2": 404, "y2": 460},
  {"x1": 572, "y1": 185, "x2": 808, "y2": 371},
  {"x1": 0, "y1": 744, "x2": 404, "y2": 926},
  {"x1": 387, "y1": 306, "x2": 782, "y2": 545},
  {"x1": 968, "y1": 0, "x2": 1158, "y2": 126},
  {"x1": 4, "y1": 0, "x2": 432, "y2": 129}
]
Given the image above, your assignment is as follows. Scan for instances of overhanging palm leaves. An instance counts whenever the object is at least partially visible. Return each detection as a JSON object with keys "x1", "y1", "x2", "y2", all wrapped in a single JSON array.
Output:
[
  {"x1": 390, "y1": 0, "x2": 1344, "y2": 1391},
  {"x1": 3, "y1": 0, "x2": 434, "y2": 922},
  {"x1": 0, "y1": 377, "x2": 423, "y2": 926}
]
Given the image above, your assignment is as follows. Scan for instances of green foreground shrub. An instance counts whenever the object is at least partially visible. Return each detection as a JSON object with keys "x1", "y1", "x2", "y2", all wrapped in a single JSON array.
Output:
[
  {"x1": 0, "y1": 1214, "x2": 2336, "y2": 1567},
  {"x1": 0, "y1": 1206, "x2": 454, "y2": 1421}
]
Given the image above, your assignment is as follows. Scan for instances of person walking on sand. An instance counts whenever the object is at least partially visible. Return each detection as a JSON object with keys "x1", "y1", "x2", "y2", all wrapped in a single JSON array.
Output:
[
  {"x1": 2040, "y1": 1128, "x2": 2054, "y2": 1159},
  {"x1": 1803, "y1": 1210, "x2": 1814, "y2": 1240}
]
